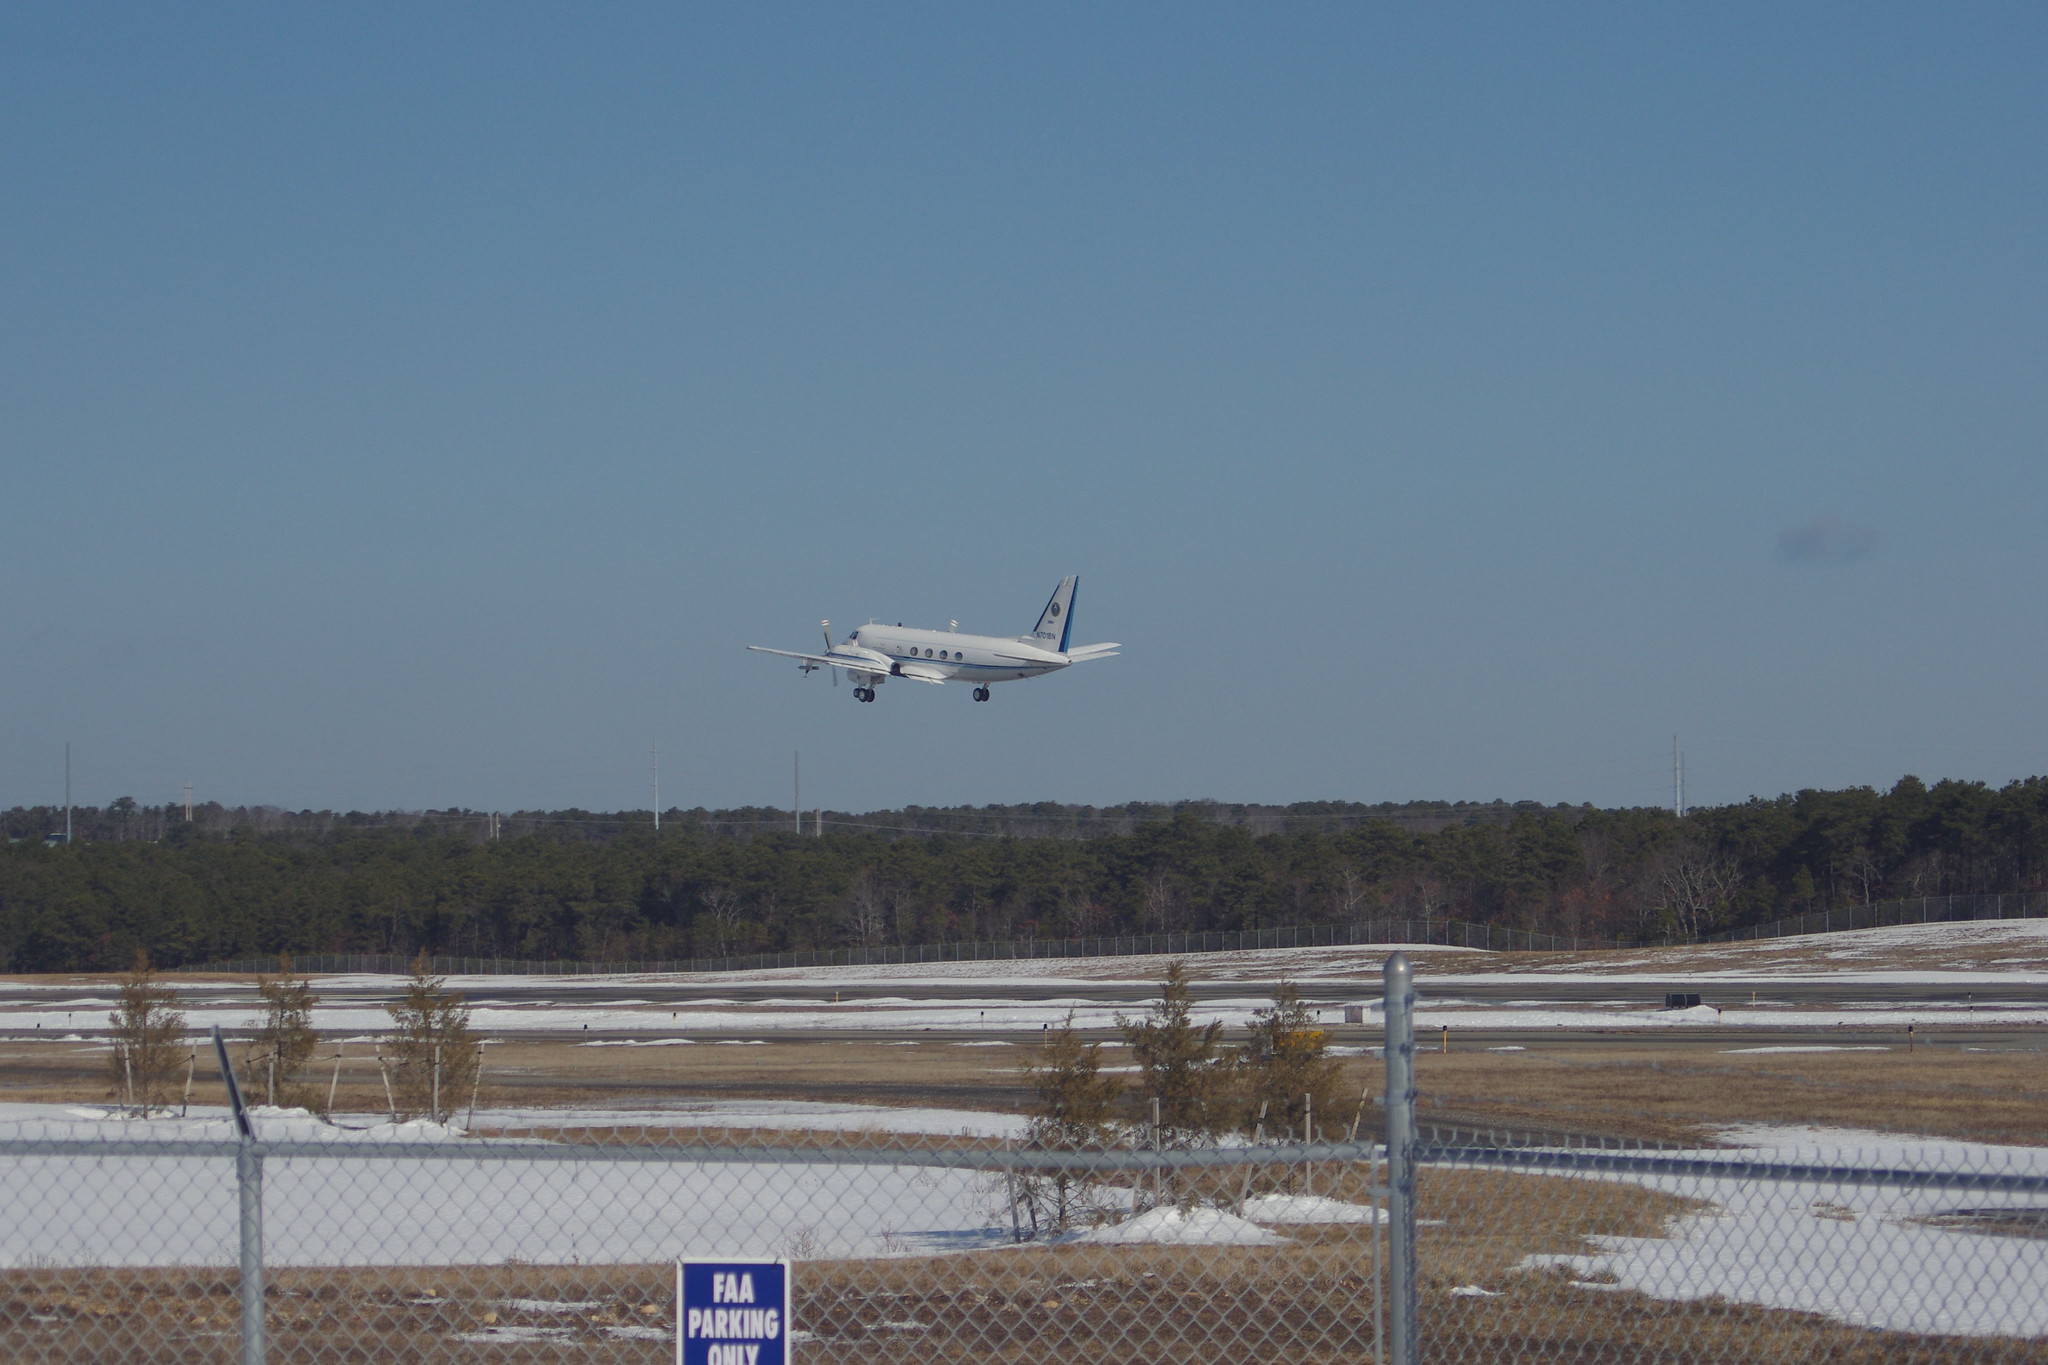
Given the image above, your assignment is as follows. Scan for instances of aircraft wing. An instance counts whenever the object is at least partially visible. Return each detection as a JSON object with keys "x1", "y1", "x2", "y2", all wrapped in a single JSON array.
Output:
[{"x1": 747, "y1": 645, "x2": 881, "y2": 672}]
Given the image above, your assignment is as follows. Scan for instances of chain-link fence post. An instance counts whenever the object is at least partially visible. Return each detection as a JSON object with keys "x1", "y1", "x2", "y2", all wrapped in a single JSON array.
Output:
[
  {"x1": 214, "y1": 1025, "x2": 266, "y2": 1365},
  {"x1": 1383, "y1": 951, "x2": 1417, "y2": 1365},
  {"x1": 237, "y1": 1141, "x2": 266, "y2": 1365}
]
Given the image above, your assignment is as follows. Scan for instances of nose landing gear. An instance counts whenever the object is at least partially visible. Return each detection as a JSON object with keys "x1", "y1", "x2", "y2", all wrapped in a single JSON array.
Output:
[{"x1": 972, "y1": 686, "x2": 990, "y2": 702}]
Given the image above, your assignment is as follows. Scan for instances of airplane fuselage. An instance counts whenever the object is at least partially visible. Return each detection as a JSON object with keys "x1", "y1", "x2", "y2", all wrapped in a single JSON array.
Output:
[{"x1": 845, "y1": 624, "x2": 1069, "y2": 685}]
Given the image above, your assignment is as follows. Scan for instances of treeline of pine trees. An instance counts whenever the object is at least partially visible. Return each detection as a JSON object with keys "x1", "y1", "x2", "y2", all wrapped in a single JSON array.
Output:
[{"x1": 8, "y1": 775, "x2": 2048, "y2": 972}]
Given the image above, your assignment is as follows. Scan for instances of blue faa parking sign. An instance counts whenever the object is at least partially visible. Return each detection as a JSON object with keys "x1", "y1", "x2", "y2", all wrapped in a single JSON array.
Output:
[{"x1": 676, "y1": 1259, "x2": 791, "y2": 1365}]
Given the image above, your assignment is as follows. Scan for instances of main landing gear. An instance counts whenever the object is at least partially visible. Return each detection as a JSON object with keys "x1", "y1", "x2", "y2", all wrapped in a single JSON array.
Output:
[
  {"x1": 854, "y1": 686, "x2": 876, "y2": 703},
  {"x1": 972, "y1": 686, "x2": 990, "y2": 702}
]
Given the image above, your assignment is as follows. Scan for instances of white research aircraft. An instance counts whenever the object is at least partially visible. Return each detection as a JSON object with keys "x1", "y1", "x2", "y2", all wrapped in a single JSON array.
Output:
[{"x1": 748, "y1": 575, "x2": 1120, "y2": 703}]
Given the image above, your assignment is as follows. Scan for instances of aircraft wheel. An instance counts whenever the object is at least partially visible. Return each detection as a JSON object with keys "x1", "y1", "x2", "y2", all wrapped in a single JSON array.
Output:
[{"x1": 973, "y1": 686, "x2": 989, "y2": 702}]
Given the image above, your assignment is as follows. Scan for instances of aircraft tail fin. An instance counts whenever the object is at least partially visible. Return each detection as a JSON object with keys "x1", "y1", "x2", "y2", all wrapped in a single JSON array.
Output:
[{"x1": 1026, "y1": 575, "x2": 1078, "y2": 651}]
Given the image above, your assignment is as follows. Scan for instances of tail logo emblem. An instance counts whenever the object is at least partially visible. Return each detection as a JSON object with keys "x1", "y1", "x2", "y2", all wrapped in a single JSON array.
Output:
[{"x1": 1049, "y1": 602, "x2": 1062, "y2": 617}]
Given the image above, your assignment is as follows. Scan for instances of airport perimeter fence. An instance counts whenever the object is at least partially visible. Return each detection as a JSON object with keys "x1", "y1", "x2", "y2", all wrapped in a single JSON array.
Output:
[
  {"x1": 195, "y1": 893, "x2": 2048, "y2": 981},
  {"x1": 195, "y1": 917, "x2": 1620, "y2": 979},
  {"x1": 5, "y1": 956, "x2": 2047, "y2": 1364},
  {"x1": 1697, "y1": 891, "x2": 2048, "y2": 945}
]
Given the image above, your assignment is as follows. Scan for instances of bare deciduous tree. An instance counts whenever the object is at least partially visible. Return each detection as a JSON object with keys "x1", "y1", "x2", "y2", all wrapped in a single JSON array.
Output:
[
  {"x1": 1648, "y1": 844, "x2": 1743, "y2": 938},
  {"x1": 697, "y1": 887, "x2": 746, "y2": 958},
  {"x1": 842, "y1": 870, "x2": 889, "y2": 949},
  {"x1": 1142, "y1": 870, "x2": 1181, "y2": 935},
  {"x1": 1333, "y1": 863, "x2": 1373, "y2": 920},
  {"x1": 1842, "y1": 845, "x2": 1885, "y2": 905},
  {"x1": 1059, "y1": 890, "x2": 1105, "y2": 939}
]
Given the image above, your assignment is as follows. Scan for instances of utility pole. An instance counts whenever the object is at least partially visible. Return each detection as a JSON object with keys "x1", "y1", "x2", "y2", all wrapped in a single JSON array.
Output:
[
  {"x1": 183, "y1": 781, "x2": 193, "y2": 822},
  {"x1": 651, "y1": 745, "x2": 660, "y2": 832},
  {"x1": 793, "y1": 751, "x2": 801, "y2": 835},
  {"x1": 1672, "y1": 737, "x2": 1686, "y2": 818},
  {"x1": 64, "y1": 742, "x2": 72, "y2": 844}
]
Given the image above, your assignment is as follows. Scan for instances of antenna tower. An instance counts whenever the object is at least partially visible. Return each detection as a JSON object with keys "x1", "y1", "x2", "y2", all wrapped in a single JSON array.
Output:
[{"x1": 1672, "y1": 736, "x2": 1687, "y2": 818}]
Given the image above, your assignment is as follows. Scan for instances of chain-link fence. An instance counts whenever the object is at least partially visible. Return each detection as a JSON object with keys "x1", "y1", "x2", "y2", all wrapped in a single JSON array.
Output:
[
  {"x1": 0, "y1": 1121, "x2": 1387, "y2": 1363},
  {"x1": 1406, "y1": 1128, "x2": 2048, "y2": 1362},
  {"x1": 3, "y1": 957, "x2": 2046, "y2": 1363}
]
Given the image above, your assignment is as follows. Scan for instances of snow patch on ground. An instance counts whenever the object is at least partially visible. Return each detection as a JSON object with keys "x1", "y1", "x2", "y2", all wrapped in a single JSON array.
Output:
[
  {"x1": 0, "y1": 1101, "x2": 1013, "y2": 1267},
  {"x1": 1240, "y1": 1194, "x2": 1385, "y2": 1225},
  {"x1": 1069, "y1": 1206, "x2": 1289, "y2": 1247},
  {"x1": 452, "y1": 1325, "x2": 578, "y2": 1344},
  {"x1": 1501, "y1": 1125, "x2": 2048, "y2": 1338},
  {"x1": 578, "y1": 1038, "x2": 696, "y2": 1047},
  {"x1": 0, "y1": 1102, "x2": 475, "y2": 1145},
  {"x1": 470, "y1": 1098, "x2": 1029, "y2": 1139},
  {"x1": 1712, "y1": 1055, "x2": 1884, "y2": 1064}
]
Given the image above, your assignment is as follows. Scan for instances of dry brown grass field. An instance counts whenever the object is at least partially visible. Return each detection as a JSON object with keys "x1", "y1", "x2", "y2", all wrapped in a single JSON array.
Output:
[
  {"x1": 3, "y1": 1028, "x2": 2044, "y2": 1146},
  {"x1": 1407, "y1": 1044, "x2": 2048, "y2": 1145}
]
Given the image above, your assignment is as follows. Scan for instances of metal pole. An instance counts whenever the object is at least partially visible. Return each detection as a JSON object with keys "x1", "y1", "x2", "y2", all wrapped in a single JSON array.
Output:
[
  {"x1": 1372, "y1": 1137, "x2": 1385, "y2": 1365},
  {"x1": 327, "y1": 1043, "x2": 344, "y2": 1116},
  {"x1": 212, "y1": 1026, "x2": 264, "y2": 1365},
  {"x1": 1005, "y1": 1159, "x2": 1022, "y2": 1243},
  {"x1": 1151, "y1": 1096, "x2": 1163, "y2": 1209},
  {"x1": 237, "y1": 1142, "x2": 265, "y2": 1365},
  {"x1": 1303, "y1": 1092, "x2": 1313, "y2": 1196},
  {"x1": 1384, "y1": 951, "x2": 1417, "y2": 1365},
  {"x1": 466, "y1": 1044, "x2": 485, "y2": 1130}
]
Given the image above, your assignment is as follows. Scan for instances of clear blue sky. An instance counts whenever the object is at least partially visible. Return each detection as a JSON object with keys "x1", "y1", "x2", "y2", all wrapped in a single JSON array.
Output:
[{"x1": 3, "y1": 4, "x2": 2043, "y2": 815}]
